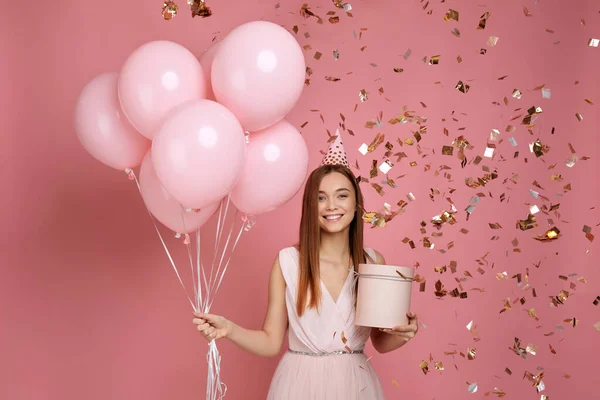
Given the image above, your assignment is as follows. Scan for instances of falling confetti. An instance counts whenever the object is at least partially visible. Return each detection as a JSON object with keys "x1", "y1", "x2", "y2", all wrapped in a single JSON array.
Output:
[
  {"x1": 189, "y1": 0, "x2": 212, "y2": 17},
  {"x1": 456, "y1": 81, "x2": 470, "y2": 93},
  {"x1": 162, "y1": 1, "x2": 178, "y2": 20},
  {"x1": 444, "y1": 9, "x2": 459, "y2": 21}
]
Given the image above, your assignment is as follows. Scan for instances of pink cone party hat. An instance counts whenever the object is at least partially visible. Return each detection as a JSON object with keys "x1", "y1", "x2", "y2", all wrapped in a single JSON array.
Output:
[{"x1": 321, "y1": 129, "x2": 350, "y2": 168}]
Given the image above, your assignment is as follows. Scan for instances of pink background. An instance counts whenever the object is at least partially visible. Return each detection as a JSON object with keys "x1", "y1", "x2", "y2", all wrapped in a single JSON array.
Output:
[{"x1": 2, "y1": 0, "x2": 599, "y2": 399}]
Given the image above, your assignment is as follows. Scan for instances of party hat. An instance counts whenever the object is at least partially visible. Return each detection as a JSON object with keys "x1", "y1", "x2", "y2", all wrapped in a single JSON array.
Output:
[{"x1": 321, "y1": 129, "x2": 350, "y2": 168}]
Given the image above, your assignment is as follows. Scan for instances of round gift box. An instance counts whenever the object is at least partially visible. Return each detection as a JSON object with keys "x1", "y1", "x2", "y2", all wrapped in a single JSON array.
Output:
[{"x1": 354, "y1": 263, "x2": 414, "y2": 329}]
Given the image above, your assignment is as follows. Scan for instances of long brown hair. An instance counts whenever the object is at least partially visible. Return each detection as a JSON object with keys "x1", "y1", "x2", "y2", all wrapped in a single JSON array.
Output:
[{"x1": 296, "y1": 164, "x2": 367, "y2": 317}]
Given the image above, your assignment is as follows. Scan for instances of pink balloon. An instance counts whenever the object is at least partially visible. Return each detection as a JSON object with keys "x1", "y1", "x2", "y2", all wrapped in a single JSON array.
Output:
[
  {"x1": 118, "y1": 41, "x2": 207, "y2": 140},
  {"x1": 230, "y1": 120, "x2": 309, "y2": 215},
  {"x1": 211, "y1": 21, "x2": 306, "y2": 132},
  {"x1": 139, "y1": 150, "x2": 219, "y2": 234},
  {"x1": 197, "y1": 41, "x2": 221, "y2": 101},
  {"x1": 152, "y1": 100, "x2": 247, "y2": 209},
  {"x1": 74, "y1": 73, "x2": 150, "y2": 170}
]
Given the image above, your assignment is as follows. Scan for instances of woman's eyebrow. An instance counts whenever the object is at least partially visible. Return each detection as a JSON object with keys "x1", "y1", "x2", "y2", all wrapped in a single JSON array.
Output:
[{"x1": 318, "y1": 188, "x2": 350, "y2": 193}]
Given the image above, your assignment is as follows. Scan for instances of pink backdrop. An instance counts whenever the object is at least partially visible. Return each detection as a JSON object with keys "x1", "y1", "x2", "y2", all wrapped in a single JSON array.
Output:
[{"x1": 2, "y1": 0, "x2": 599, "y2": 399}]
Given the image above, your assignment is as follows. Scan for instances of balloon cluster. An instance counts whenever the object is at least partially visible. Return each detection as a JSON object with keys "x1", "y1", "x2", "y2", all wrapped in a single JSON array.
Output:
[{"x1": 74, "y1": 21, "x2": 309, "y2": 233}]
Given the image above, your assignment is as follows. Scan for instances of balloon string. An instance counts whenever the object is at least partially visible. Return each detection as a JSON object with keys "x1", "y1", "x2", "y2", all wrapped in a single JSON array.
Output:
[
  {"x1": 208, "y1": 214, "x2": 245, "y2": 310},
  {"x1": 126, "y1": 169, "x2": 195, "y2": 310},
  {"x1": 127, "y1": 170, "x2": 243, "y2": 400},
  {"x1": 208, "y1": 208, "x2": 237, "y2": 302},
  {"x1": 178, "y1": 206, "x2": 201, "y2": 311},
  {"x1": 209, "y1": 195, "x2": 232, "y2": 297}
]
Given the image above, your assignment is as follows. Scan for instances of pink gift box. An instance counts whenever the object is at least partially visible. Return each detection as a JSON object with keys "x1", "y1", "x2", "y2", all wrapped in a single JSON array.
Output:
[{"x1": 354, "y1": 263, "x2": 414, "y2": 329}]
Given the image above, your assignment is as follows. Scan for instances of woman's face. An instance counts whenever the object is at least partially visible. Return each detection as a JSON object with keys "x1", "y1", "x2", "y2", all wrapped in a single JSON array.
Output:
[{"x1": 317, "y1": 172, "x2": 357, "y2": 234}]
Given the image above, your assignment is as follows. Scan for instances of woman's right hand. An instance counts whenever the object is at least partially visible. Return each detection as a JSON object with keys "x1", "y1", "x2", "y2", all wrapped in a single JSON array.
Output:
[{"x1": 192, "y1": 312, "x2": 234, "y2": 341}]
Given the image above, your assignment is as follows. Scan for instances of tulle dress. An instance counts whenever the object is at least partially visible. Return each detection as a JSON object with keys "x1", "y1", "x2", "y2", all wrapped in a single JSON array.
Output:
[{"x1": 266, "y1": 247, "x2": 385, "y2": 400}]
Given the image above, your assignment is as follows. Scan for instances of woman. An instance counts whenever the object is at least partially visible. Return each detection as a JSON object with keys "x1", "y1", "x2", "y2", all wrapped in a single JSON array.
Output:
[{"x1": 193, "y1": 134, "x2": 418, "y2": 399}]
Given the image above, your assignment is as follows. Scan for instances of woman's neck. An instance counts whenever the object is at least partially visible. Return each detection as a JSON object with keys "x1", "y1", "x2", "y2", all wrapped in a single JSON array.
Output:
[{"x1": 319, "y1": 228, "x2": 350, "y2": 262}]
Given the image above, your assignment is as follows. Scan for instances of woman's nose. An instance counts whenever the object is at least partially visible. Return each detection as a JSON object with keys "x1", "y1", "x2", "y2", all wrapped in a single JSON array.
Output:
[{"x1": 326, "y1": 199, "x2": 337, "y2": 210}]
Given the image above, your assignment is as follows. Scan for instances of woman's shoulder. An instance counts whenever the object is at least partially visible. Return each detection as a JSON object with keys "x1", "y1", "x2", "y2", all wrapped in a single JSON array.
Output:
[
  {"x1": 277, "y1": 245, "x2": 300, "y2": 262},
  {"x1": 279, "y1": 244, "x2": 300, "y2": 254}
]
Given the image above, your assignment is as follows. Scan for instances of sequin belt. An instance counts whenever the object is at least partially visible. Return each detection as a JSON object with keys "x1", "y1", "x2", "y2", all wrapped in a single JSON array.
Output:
[{"x1": 288, "y1": 349, "x2": 364, "y2": 356}]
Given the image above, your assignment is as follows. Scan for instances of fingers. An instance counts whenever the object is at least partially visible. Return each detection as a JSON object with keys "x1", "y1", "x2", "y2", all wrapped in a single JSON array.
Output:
[
  {"x1": 193, "y1": 312, "x2": 211, "y2": 320},
  {"x1": 389, "y1": 325, "x2": 416, "y2": 332},
  {"x1": 193, "y1": 321, "x2": 210, "y2": 330},
  {"x1": 198, "y1": 325, "x2": 217, "y2": 340},
  {"x1": 379, "y1": 313, "x2": 419, "y2": 340},
  {"x1": 379, "y1": 329, "x2": 416, "y2": 340}
]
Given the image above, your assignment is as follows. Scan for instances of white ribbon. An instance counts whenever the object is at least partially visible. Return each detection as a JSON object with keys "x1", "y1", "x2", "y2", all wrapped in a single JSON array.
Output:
[
  {"x1": 127, "y1": 169, "x2": 250, "y2": 400},
  {"x1": 127, "y1": 169, "x2": 196, "y2": 309}
]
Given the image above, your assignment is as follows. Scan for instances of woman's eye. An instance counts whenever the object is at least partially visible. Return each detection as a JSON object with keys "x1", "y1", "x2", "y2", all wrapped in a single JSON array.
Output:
[
  {"x1": 339, "y1": 194, "x2": 348, "y2": 199},
  {"x1": 318, "y1": 196, "x2": 326, "y2": 201}
]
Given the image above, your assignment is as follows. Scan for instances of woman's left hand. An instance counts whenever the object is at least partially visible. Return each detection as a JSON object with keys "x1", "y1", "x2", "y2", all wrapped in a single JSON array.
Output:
[{"x1": 379, "y1": 312, "x2": 419, "y2": 342}]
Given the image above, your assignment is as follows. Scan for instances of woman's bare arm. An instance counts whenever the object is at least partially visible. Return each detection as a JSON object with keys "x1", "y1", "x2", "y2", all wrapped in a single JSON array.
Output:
[{"x1": 225, "y1": 255, "x2": 289, "y2": 357}]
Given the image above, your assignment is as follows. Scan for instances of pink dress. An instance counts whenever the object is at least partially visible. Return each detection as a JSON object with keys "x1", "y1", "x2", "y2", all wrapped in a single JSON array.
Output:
[{"x1": 267, "y1": 247, "x2": 385, "y2": 400}]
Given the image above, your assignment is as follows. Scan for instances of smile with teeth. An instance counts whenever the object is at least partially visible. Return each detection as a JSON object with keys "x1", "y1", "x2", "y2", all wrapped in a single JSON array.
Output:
[{"x1": 323, "y1": 214, "x2": 344, "y2": 222}]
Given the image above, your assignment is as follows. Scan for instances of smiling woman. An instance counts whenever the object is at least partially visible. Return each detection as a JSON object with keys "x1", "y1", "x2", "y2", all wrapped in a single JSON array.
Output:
[{"x1": 192, "y1": 131, "x2": 418, "y2": 399}]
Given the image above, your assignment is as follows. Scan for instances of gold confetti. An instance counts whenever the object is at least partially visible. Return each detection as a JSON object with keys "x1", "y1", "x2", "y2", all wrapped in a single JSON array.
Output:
[
  {"x1": 444, "y1": 9, "x2": 459, "y2": 21},
  {"x1": 594, "y1": 321, "x2": 600, "y2": 331},
  {"x1": 442, "y1": 146, "x2": 454, "y2": 156},
  {"x1": 534, "y1": 227, "x2": 560, "y2": 241},
  {"x1": 588, "y1": 38, "x2": 599, "y2": 47},
  {"x1": 467, "y1": 347, "x2": 476, "y2": 360},
  {"x1": 431, "y1": 207, "x2": 458, "y2": 227},
  {"x1": 585, "y1": 98, "x2": 594, "y2": 105},
  {"x1": 367, "y1": 133, "x2": 385, "y2": 152},
  {"x1": 300, "y1": 3, "x2": 320, "y2": 20},
  {"x1": 420, "y1": 360, "x2": 429, "y2": 375},
  {"x1": 429, "y1": 55, "x2": 440, "y2": 65},
  {"x1": 393, "y1": 67, "x2": 404, "y2": 73},
  {"x1": 162, "y1": 1, "x2": 178, "y2": 20},
  {"x1": 478, "y1": 12, "x2": 490, "y2": 29},
  {"x1": 371, "y1": 183, "x2": 384, "y2": 196},
  {"x1": 575, "y1": 112, "x2": 583, "y2": 121},
  {"x1": 531, "y1": 138, "x2": 550, "y2": 157},
  {"x1": 189, "y1": 0, "x2": 212, "y2": 17},
  {"x1": 359, "y1": 89, "x2": 368, "y2": 102},
  {"x1": 512, "y1": 89, "x2": 523, "y2": 99},
  {"x1": 522, "y1": 5, "x2": 532, "y2": 16},
  {"x1": 361, "y1": 203, "x2": 404, "y2": 228},
  {"x1": 499, "y1": 297, "x2": 511, "y2": 313},
  {"x1": 369, "y1": 160, "x2": 378, "y2": 178},
  {"x1": 434, "y1": 280, "x2": 447, "y2": 297},
  {"x1": 456, "y1": 80, "x2": 470, "y2": 93},
  {"x1": 528, "y1": 308, "x2": 539, "y2": 320}
]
